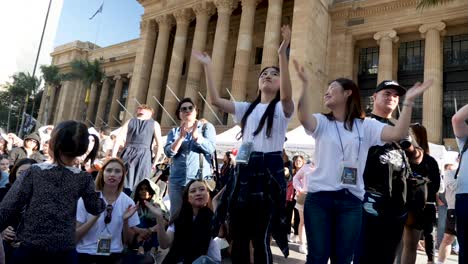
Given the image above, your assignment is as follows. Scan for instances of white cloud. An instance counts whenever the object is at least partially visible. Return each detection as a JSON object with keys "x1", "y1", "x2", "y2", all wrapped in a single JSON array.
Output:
[{"x1": 0, "y1": 0, "x2": 63, "y2": 85}]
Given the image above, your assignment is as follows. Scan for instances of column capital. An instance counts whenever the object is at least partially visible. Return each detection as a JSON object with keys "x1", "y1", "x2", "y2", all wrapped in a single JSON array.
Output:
[
  {"x1": 241, "y1": 0, "x2": 262, "y2": 8},
  {"x1": 155, "y1": 14, "x2": 175, "y2": 28},
  {"x1": 214, "y1": 0, "x2": 238, "y2": 14},
  {"x1": 140, "y1": 19, "x2": 157, "y2": 32},
  {"x1": 373, "y1": 29, "x2": 399, "y2": 44},
  {"x1": 127, "y1": 73, "x2": 133, "y2": 79},
  {"x1": 192, "y1": 2, "x2": 216, "y2": 17},
  {"x1": 173, "y1": 8, "x2": 195, "y2": 25},
  {"x1": 113, "y1": 75, "x2": 122, "y2": 81},
  {"x1": 419, "y1": 22, "x2": 446, "y2": 35}
]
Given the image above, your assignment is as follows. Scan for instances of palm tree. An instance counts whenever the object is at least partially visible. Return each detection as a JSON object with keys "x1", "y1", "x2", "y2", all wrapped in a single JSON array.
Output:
[
  {"x1": 40, "y1": 64, "x2": 66, "y2": 124},
  {"x1": 68, "y1": 59, "x2": 105, "y2": 122},
  {"x1": 417, "y1": 0, "x2": 455, "y2": 9},
  {"x1": 11, "y1": 72, "x2": 42, "y2": 137}
]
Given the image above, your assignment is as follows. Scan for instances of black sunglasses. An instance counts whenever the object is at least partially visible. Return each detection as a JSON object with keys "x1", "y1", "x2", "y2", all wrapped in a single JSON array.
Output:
[
  {"x1": 179, "y1": 106, "x2": 194, "y2": 113},
  {"x1": 104, "y1": 204, "x2": 113, "y2": 224}
]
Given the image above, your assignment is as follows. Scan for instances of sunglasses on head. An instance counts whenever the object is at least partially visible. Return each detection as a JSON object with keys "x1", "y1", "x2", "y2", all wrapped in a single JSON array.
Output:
[
  {"x1": 179, "y1": 106, "x2": 194, "y2": 113},
  {"x1": 104, "y1": 204, "x2": 113, "y2": 224}
]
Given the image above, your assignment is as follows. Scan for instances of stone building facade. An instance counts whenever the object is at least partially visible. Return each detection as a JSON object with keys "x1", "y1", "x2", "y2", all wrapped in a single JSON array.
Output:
[{"x1": 38, "y1": 0, "x2": 468, "y2": 145}]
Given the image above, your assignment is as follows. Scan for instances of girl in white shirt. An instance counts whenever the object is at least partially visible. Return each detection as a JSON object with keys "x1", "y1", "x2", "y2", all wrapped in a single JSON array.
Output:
[
  {"x1": 75, "y1": 158, "x2": 140, "y2": 263},
  {"x1": 293, "y1": 60, "x2": 432, "y2": 264},
  {"x1": 193, "y1": 26, "x2": 294, "y2": 263}
]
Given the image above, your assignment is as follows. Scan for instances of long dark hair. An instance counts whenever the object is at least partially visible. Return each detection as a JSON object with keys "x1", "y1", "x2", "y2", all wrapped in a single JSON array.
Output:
[
  {"x1": 324, "y1": 78, "x2": 365, "y2": 131},
  {"x1": 49, "y1": 121, "x2": 100, "y2": 167},
  {"x1": 238, "y1": 66, "x2": 281, "y2": 140},
  {"x1": 292, "y1": 155, "x2": 305, "y2": 175},
  {"x1": 410, "y1": 123, "x2": 430, "y2": 154},
  {"x1": 163, "y1": 180, "x2": 213, "y2": 264},
  {"x1": 9, "y1": 158, "x2": 37, "y2": 184}
]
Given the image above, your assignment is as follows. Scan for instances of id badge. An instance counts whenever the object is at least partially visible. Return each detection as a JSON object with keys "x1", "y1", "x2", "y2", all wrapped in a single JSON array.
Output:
[
  {"x1": 96, "y1": 234, "x2": 112, "y2": 255},
  {"x1": 236, "y1": 142, "x2": 253, "y2": 164},
  {"x1": 340, "y1": 160, "x2": 358, "y2": 186}
]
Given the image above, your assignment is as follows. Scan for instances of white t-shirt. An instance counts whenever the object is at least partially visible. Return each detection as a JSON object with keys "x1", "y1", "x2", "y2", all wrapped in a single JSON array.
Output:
[
  {"x1": 305, "y1": 114, "x2": 386, "y2": 200},
  {"x1": 76, "y1": 192, "x2": 140, "y2": 254},
  {"x1": 234, "y1": 101, "x2": 291, "y2": 152},
  {"x1": 167, "y1": 224, "x2": 221, "y2": 262},
  {"x1": 456, "y1": 136, "x2": 468, "y2": 194},
  {"x1": 444, "y1": 169, "x2": 458, "y2": 209}
]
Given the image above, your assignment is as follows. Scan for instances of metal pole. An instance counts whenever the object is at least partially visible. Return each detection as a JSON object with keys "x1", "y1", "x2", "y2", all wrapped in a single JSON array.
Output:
[
  {"x1": 86, "y1": 119, "x2": 96, "y2": 127},
  {"x1": 116, "y1": 99, "x2": 133, "y2": 118},
  {"x1": 152, "y1": 96, "x2": 178, "y2": 126},
  {"x1": 111, "y1": 116, "x2": 122, "y2": 126},
  {"x1": 133, "y1": 98, "x2": 142, "y2": 106},
  {"x1": 226, "y1": 88, "x2": 237, "y2": 102},
  {"x1": 166, "y1": 85, "x2": 180, "y2": 102},
  {"x1": 97, "y1": 116, "x2": 109, "y2": 127},
  {"x1": 197, "y1": 91, "x2": 223, "y2": 125},
  {"x1": 19, "y1": 0, "x2": 52, "y2": 138},
  {"x1": 454, "y1": 97, "x2": 458, "y2": 112}
]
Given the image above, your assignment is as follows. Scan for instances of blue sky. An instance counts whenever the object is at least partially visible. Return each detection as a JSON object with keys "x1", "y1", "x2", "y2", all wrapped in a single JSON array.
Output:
[{"x1": 54, "y1": 0, "x2": 143, "y2": 47}]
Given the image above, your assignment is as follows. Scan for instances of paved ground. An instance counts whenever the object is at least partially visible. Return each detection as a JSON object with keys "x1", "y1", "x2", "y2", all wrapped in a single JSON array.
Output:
[{"x1": 156, "y1": 241, "x2": 459, "y2": 263}]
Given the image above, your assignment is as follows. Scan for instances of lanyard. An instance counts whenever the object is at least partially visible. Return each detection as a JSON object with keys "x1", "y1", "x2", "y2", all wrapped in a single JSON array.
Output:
[{"x1": 334, "y1": 120, "x2": 361, "y2": 161}]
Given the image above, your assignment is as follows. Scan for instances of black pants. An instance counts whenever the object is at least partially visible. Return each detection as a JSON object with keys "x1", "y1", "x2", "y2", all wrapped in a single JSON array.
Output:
[
  {"x1": 78, "y1": 252, "x2": 123, "y2": 264},
  {"x1": 285, "y1": 200, "x2": 300, "y2": 235},
  {"x1": 422, "y1": 204, "x2": 436, "y2": 261},
  {"x1": 354, "y1": 211, "x2": 406, "y2": 264},
  {"x1": 231, "y1": 201, "x2": 272, "y2": 264},
  {"x1": 11, "y1": 243, "x2": 78, "y2": 264}
]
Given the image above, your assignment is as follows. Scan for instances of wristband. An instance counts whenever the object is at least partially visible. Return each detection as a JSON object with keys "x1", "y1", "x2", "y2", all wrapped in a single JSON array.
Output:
[{"x1": 402, "y1": 101, "x2": 414, "y2": 107}]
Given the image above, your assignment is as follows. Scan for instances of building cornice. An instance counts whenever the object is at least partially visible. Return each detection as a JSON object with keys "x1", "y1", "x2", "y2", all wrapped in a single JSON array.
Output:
[{"x1": 331, "y1": 0, "x2": 418, "y2": 19}]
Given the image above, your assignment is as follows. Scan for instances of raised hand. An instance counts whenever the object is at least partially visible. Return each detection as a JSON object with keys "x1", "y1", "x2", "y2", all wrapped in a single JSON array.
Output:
[
  {"x1": 191, "y1": 120, "x2": 199, "y2": 140},
  {"x1": 278, "y1": 25, "x2": 291, "y2": 55},
  {"x1": 123, "y1": 203, "x2": 139, "y2": 221},
  {"x1": 144, "y1": 201, "x2": 164, "y2": 219},
  {"x1": 405, "y1": 79, "x2": 433, "y2": 103},
  {"x1": 293, "y1": 59, "x2": 309, "y2": 84},
  {"x1": 179, "y1": 121, "x2": 187, "y2": 139},
  {"x1": 192, "y1": 50, "x2": 212, "y2": 65}
]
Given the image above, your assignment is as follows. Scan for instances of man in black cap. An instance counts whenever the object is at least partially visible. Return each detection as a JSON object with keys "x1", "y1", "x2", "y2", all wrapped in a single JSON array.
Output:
[{"x1": 354, "y1": 80, "x2": 411, "y2": 264}]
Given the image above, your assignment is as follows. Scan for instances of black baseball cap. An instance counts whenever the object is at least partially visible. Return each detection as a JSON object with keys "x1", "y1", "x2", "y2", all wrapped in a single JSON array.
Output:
[{"x1": 375, "y1": 80, "x2": 406, "y2": 96}]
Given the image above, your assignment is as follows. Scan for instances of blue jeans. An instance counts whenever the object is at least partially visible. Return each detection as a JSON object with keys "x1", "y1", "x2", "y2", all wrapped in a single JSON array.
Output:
[
  {"x1": 304, "y1": 189, "x2": 363, "y2": 264},
  {"x1": 437, "y1": 202, "x2": 448, "y2": 248},
  {"x1": 168, "y1": 182, "x2": 185, "y2": 221},
  {"x1": 12, "y1": 243, "x2": 78, "y2": 264},
  {"x1": 456, "y1": 193, "x2": 468, "y2": 264}
]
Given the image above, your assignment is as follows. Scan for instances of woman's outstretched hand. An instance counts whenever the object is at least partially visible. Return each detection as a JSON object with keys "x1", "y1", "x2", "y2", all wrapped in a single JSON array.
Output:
[
  {"x1": 293, "y1": 59, "x2": 309, "y2": 85},
  {"x1": 192, "y1": 50, "x2": 212, "y2": 66},
  {"x1": 404, "y1": 80, "x2": 433, "y2": 103},
  {"x1": 278, "y1": 25, "x2": 291, "y2": 55}
]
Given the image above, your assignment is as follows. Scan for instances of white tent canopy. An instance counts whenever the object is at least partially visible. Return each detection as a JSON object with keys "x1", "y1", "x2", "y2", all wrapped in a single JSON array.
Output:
[
  {"x1": 215, "y1": 125, "x2": 241, "y2": 156},
  {"x1": 285, "y1": 126, "x2": 315, "y2": 161}
]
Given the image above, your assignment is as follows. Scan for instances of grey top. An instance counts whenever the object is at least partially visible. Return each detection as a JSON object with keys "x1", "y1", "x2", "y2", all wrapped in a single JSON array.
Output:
[
  {"x1": 0, "y1": 163, "x2": 105, "y2": 252},
  {"x1": 125, "y1": 118, "x2": 155, "y2": 149}
]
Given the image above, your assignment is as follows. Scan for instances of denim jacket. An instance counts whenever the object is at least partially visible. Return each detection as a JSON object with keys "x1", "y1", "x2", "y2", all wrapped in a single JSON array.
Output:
[{"x1": 164, "y1": 122, "x2": 216, "y2": 186}]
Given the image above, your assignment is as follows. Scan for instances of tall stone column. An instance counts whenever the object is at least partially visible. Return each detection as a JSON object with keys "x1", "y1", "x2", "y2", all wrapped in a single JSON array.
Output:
[
  {"x1": 46, "y1": 85, "x2": 57, "y2": 124},
  {"x1": 85, "y1": 83, "x2": 99, "y2": 125},
  {"x1": 231, "y1": 0, "x2": 260, "y2": 102},
  {"x1": 161, "y1": 9, "x2": 195, "y2": 126},
  {"x1": 374, "y1": 30, "x2": 399, "y2": 84},
  {"x1": 420, "y1": 22, "x2": 446, "y2": 143},
  {"x1": 203, "y1": 0, "x2": 238, "y2": 121},
  {"x1": 344, "y1": 32, "x2": 355, "y2": 79},
  {"x1": 184, "y1": 3, "x2": 216, "y2": 105},
  {"x1": 108, "y1": 76, "x2": 123, "y2": 127},
  {"x1": 95, "y1": 78, "x2": 110, "y2": 128},
  {"x1": 125, "y1": 19, "x2": 157, "y2": 120},
  {"x1": 37, "y1": 85, "x2": 49, "y2": 125},
  {"x1": 261, "y1": 0, "x2": 283, "y2": 69},
  {"x1": 146, "y1": 15, "x2": 174, "y2": 116}
]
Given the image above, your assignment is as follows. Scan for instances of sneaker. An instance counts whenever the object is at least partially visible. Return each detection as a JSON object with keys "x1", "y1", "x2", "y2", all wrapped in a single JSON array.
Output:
[{"x1": 299, "y1": 244, "x2": 307, "y2": 254}]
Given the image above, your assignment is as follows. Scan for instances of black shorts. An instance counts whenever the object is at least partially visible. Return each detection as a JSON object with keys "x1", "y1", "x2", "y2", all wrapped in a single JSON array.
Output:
[{"x1": 445, "y1": 209, "x2": 457, "y2": 236}]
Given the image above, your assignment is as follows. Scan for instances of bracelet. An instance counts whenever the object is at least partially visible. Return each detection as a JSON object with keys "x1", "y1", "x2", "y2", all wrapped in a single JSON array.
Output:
[{"x1": 402, "y1": 101, "x2": 415, "y2": 107}]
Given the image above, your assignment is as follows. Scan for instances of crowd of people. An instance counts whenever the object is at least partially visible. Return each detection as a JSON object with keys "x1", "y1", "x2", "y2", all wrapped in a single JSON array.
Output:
[{"x1": 0, "y1": 24, "x2": 467, "y2": 264}]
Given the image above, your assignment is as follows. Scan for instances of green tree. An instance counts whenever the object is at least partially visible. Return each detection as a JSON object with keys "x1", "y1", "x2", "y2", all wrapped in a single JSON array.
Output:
[
  {"x1": 417, "y1": 0, "x2": 455, "y2": 9},
  {"x1": 40, "y1": 64, "x2": 66, "y2": 124},
  {"x1": 10, "y1": 72, "x2": 42, "y2": 136},
  {"x1": 68, "y1": 59, "x2": 104, "y2": 121}
]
